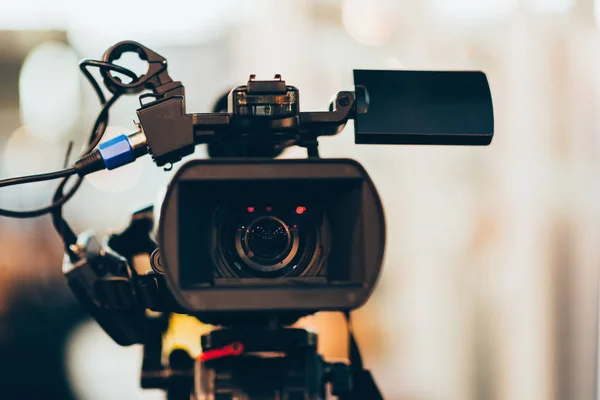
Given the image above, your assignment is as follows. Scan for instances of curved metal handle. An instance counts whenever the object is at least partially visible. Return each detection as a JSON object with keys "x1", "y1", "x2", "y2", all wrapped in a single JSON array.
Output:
[{"x1": 101, "y1": 40, "x2": 171, "y2": 95}]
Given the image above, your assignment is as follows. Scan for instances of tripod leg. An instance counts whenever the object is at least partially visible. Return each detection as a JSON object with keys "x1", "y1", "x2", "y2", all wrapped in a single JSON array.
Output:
[
  {"x1": 167, "y1": 349, "x2": 194, "y2": 400},
  {"x1": 140, "y1": 316, "x2": 194, "y2": 400},
  {"x1": 342, "y1": 370, "x2": 384, "y2": 400}
]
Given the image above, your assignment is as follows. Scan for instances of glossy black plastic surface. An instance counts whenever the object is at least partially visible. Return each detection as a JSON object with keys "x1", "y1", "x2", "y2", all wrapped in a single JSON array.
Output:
[{"x1": 353, "y1": 69, "x2": 494, "y2": 145}]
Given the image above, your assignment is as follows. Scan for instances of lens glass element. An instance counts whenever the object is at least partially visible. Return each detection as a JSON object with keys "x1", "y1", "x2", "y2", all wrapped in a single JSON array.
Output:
[
  {"x1": 213, "y1": 203, "x2": 326, "y2": 278},
  {"x1": 244, "y1": 216, "x2": 291, "y2": 261}
]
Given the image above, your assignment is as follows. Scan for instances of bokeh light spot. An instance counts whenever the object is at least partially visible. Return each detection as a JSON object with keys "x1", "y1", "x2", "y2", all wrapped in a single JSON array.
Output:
[
  {"x1": 342, "y1": 0, "x2": 395, "y2": 46},
  {"x1": 19, "y1": 41, "x2": 80, "y2": 141},
  {"x1": 528, "y1": 0, "x2": 573, "y2": 14},
  {"x1": 2, "y1": 126, "x2": 62, "y2": 178},
  {"x1": 65, "y1": 319, "x2": 163, "y2": 400},
  {"x1": 0, "y1": 125, "x2": 64, "y2": 209},
  {"x1": 425, "y1": 0, "x2": 517, "y2": 20}
]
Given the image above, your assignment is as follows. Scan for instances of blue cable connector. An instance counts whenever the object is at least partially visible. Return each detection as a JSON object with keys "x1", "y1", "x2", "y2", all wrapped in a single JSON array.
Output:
[
  {"x1": 74, "y1": 131, "x2": 148, "y2": 176},
  {"x1": 98, "y1": 134, "x2": 136, "y2": 170}
]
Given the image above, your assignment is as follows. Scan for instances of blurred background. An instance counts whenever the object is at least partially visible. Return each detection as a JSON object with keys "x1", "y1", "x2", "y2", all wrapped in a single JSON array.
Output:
[{"x1": 0, "y1": 0, "x2": 598, "y2": 399}]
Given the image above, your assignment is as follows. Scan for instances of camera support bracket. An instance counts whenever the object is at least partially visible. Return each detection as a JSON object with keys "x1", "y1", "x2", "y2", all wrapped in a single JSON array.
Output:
[
  {"x1": 96, "y1": 39, "x2": 362, "y2": 164},
  {"x1": 101, "y1": 40, "x2": 184, "y2": 99},
  {"x1": 102, "y1": 41, "x2": 493, "y2": 169}
]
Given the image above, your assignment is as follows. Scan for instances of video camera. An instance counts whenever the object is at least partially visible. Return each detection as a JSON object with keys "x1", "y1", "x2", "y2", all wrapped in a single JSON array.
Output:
[{"x1": 0, "y1": 41, "x2": 493, "y2": 399}]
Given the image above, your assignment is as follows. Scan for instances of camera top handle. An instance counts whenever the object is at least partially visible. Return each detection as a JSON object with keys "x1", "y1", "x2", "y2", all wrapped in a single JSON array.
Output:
[
  {"x1": 100, "y1": 41, "x2": 493, "y2": 169},
  {"x1": 101, "y1": 40, "x2": 184, "y2": 97}
]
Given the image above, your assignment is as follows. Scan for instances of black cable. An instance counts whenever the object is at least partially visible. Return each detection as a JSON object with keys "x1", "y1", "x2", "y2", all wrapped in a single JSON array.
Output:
[
  {"x1": 86, "y1": 92, "x2": 121, "y2": 150},
  {"x1": 343, "y1": 311, "x2": 364, "y2": 371},
  {"x1": 0, "y1": 58, "x2": 137, "y2": 262},
  {"x1": 50, "y1": 61, "x2": 133, "y2": 255},
  {"x1": 0, "y1": 168, "x2": 77, "y2": 189},
  {"x1": 51, "y1": 86, "x2": 121, "y2": 252},
  {"x1": 52, "y1": 176, "x2": 81, "y2": 257},
  {"x1": 78, "y1": 60, "x2": 138, "y2": 106},
  {"x1": 0, "y1": 177, "x2": 81, "y2": 219},
  {"x1": 63, "y1": 141, "x2": 74, "y2": 169},
  {"x1": 52, "y1": 141, "x2": 77, "y2": 253},
  {"x1": 0, "y1": 94, "x2": 120, "y2": 219},
  {"x1": 0, "y1": 61, "x2": 133, "y2": 218}
]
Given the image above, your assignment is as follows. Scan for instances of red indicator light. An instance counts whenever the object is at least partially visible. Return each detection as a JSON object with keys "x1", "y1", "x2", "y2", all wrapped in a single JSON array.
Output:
[
  {"x1": 266, "y1": 206, "x2": 273, "y2": 212},
  {"x1": 247, "y1": 207, "x2": 255, "y2": 213},
  {"x1": 296, "y1": 206, "x2": 306, "y2": 215}
]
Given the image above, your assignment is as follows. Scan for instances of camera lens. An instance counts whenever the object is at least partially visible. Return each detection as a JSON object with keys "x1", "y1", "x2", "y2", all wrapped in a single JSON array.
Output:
[
  {"x1": 233, "y1": 214, "x2": 300, "y2": 274},
  {"x1": 214, "y1": 204, "x2": 326, "y2": 278},
  {"x1": 244, "y1": 216, "x2": 291, "y2": 261}
]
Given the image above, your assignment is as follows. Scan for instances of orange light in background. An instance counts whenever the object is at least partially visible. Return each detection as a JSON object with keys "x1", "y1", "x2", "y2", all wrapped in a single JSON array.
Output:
[
  {"x1": 294, "y1": 313, "x2": 349, "y2": 361},
  {"x1": 296, "y1": 206, "x2": 306, "y2": 215}
]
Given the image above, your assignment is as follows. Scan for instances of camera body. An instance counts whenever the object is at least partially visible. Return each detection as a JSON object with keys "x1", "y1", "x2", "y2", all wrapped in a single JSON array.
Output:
[
  {"x1": 0, "y1": 39, "x2": 495, "y2": 399},
  {"x1": 61, "y1": 40, "x2": 493, "y2": 344},
  {"x1": 157, "y1": 158, "x2": 385, "y2": 319}
]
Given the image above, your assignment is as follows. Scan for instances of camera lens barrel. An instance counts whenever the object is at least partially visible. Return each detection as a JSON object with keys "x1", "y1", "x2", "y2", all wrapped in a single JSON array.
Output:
[
  {"x1": 235, "y1": 216, "x2": 299, "y2": 273},
  {"x1": 157, "y1": 158, "x2": 385, "y2": 317}
]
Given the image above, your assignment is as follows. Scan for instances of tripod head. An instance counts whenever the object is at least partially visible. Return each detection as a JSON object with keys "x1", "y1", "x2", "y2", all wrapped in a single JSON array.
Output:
[{"x1": 141, "y1": 326, "x2": 382, "y2": 400}]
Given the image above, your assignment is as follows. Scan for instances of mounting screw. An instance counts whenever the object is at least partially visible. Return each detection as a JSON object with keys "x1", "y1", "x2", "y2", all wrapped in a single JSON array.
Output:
[{"x1": 338, "y1": 95, "x2": 350, "y2": 107}]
